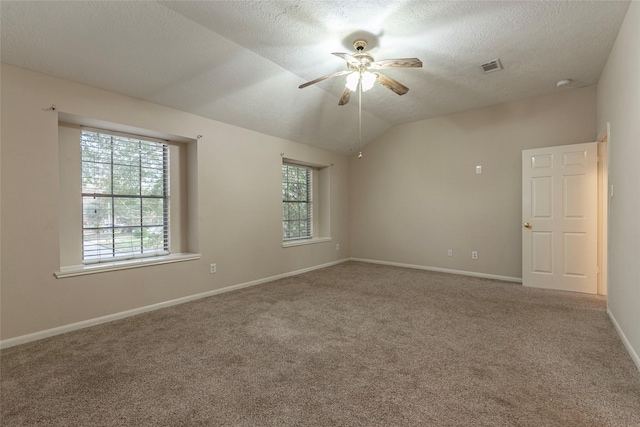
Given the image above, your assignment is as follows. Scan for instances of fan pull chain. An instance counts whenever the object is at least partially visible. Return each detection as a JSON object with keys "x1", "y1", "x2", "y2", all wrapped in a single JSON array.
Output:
[{"x1": 358, "y1": 80, "x2": 363, "y2": 159}]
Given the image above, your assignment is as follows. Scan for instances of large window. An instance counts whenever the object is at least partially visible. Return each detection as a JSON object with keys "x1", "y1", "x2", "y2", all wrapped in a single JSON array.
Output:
[
  {"x1": 81, "y1": 129, "x2": 169, "y2": 262},
  {"x1": 282, "y1": 163, "x2": 312, "y2": 240}
]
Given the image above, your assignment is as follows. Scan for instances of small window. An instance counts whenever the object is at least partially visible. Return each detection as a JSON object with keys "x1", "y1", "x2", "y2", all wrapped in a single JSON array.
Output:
[
  {"x1": 81, "y1": 129, "x2": 169, "y2": 263},
  {"x1": 282, "y1": 163, "x2": 312, "y2": 240}
]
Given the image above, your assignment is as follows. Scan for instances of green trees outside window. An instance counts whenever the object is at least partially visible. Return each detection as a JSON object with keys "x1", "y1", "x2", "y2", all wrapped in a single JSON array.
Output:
[
  {"x1": 81, "y1": 130, "x2": 168, "y2": 262},
  {"x1": 282, "y1": 164, "x2": 312, "y2": 240}
]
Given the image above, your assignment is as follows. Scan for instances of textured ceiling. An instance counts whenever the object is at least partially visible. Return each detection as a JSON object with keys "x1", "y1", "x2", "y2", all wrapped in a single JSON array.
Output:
[{"x1": 0, "y1": 1, "x2": 630, "y2": 154}]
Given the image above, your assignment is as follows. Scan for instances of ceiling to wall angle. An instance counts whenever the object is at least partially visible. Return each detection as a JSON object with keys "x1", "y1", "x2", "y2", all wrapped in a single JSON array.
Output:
[{"x1": 0, "y1": 1, "x2": 631, "y2": 154}]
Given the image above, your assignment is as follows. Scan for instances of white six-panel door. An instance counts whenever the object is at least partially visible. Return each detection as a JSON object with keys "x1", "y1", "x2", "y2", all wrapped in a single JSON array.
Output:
[{"x1": 522, "y1": 142, "x2": 598, "y2": 294}]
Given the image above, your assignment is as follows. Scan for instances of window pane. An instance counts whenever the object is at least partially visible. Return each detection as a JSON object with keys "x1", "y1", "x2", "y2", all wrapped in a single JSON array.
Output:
[
  {"x1": 113, "y1": 227, "x2": 141, "y2": 257},
  {"x1": 299, "y1": 184, "x2": 307, "y2": 200},
  {"x1": 113, "y1": 197, "x2": 141, "y2": 227},
  {"x1": 81, "y1": 134, "x2": 111, "y2": 164},
  {"x1": 82, "y1": 196, "x2": 112, "y2": 229},
  {"x1": 289, "y1": 183, "x2": 298, "y2": 201},
  {"x1": 142, "y1": 199, "x2": 164, "y2": 226},
  {"x1": 289, "y1": 221, "x2": 300, "y2": 238},
  {"x1": 282, "y1": 164, "x2": 311, "y2": 240},
  {"x1": 142, "y1": 226, "x2": 165, "y2": 253},
  {"x1": 83, "y1": 228, "x2": 114, "y2": 261},
  {"x1": 141, "y1": 167, "x2": 164, "y2": 196},
  {"x1": 140, "y1": 143, "x2": 164, "y2": 169},
  {"x1": 81, "y1": 130, "x2": 169, "y2": 262},
  {"x1": 112, "y1": 138, "x2": 140, "y2": 166},
  {"x1": 113, "y1": 164, "x2": 141, "y2": 195},
  {"x1": 82, "y1": 161, "x2": 111, "y2": 194},
  {"x1": 290, "y1": 203, "x2": 300, "y2": 220}
]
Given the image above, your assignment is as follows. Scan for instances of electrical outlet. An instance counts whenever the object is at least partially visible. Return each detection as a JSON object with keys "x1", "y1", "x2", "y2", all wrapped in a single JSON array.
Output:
[
  {"x1": 210, "y1": 263, "x2": 217, "y2": 274},
  {"x1": 336, "y1": 243, "x2": 340, "y2": 251},
  {"x1": 448, "y1": 249, "x2": 453, "y2": 257},
  {"x1": 471, "y1": 251, "x2": 478, "y2": 260}
]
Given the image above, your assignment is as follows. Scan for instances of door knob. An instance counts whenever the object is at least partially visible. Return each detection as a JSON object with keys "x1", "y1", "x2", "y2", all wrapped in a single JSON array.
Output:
[{"x1": 524, "y1": 222, "x2": 532, "y2": 229}]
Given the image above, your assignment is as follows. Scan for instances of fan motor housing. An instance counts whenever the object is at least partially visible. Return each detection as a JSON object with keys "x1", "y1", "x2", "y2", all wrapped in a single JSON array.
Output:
[
  {"x1": 350, "y1": 53, "x2": 374, "y2": 71},
  {"x1": 353, "y1": 40, "x2": 368, "y2": 51}
]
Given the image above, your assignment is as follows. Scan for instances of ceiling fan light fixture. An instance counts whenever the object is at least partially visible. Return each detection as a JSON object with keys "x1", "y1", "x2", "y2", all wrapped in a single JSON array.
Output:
[
  {"x1": 345, "y1": 71, "x2": 376, "y2": 92},
  {"x1": 361, "y1": 71, "x2": 376, "y2": 92},
  {"x1": 345, "y1": 72, "x2": 360, "y2": 91}
]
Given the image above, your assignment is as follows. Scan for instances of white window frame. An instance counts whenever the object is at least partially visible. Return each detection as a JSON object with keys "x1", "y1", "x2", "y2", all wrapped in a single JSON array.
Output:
[
  {"x1": 80, "y1": 128, "x2": 170, "y2": 264},
  {"x1": 282, "y1": 163, "x2": 313, "y2": 241},
  {"x1": 281, "y1": 160, "x2": 333, "y2": 248}
]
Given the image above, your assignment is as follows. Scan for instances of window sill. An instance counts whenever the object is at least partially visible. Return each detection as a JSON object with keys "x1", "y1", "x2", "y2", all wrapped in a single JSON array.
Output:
[
  {"x1": 282, "y1": 237, "x2": 332, "y2": 248},
  {"x1": 55, "y1": 253, "x2": 201, "y2": 278}
]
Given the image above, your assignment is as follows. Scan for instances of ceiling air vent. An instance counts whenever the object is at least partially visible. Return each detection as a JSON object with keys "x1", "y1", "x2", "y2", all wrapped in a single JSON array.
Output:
[{"x1": 481, "y1": 59, "x2": 502, "y2": 73}]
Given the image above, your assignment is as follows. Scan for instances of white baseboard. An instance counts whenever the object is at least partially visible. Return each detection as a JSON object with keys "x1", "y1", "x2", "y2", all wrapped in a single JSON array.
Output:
[
  {"x1": 0, "y1": 258, "x2": 350, "y2": 349},
  {"x1": 350, "y1": 258, "x2": 522, "y2": 283},
  {"x1": 607, "y1": 308, "x2": 640, "y2": 372}
]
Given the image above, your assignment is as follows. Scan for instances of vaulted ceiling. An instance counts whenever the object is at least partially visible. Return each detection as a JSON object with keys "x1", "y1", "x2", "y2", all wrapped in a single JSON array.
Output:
[{"x1": 0, "y1": 1, "x2": 630, "y2": 154}]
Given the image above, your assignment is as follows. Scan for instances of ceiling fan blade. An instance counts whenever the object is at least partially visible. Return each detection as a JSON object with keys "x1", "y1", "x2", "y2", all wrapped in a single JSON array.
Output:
[
  {"x1": 374, "y1": 72, "x2": 409, "y2": 96},
  {"x1": 332, "y1": 52, "x2": 359, "y2": 66},
  {"x1": 298, "y1": 70, "x2": 350, "y2": 89},
  {"x1": 370, "y1": 58, "x2": 423, "y2": 69},
  {"x1": 338, "y1": 87, "x2": 351, "y2": 106}
]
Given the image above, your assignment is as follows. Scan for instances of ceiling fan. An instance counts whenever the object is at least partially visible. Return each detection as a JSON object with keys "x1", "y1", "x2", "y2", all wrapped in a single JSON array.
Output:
[{"x1": 298, "y1": 39, "x2": 422, "y2": 105}]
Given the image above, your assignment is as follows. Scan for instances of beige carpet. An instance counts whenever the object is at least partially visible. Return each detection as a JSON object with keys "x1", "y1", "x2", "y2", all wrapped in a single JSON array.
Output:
[{"x1": 2, "y1": 262, "x2": 639, "y2": 426}]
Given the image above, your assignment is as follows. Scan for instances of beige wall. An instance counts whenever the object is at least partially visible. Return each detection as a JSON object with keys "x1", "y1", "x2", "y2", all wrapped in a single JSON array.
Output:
[
  {"x1": 0, "y1": 64, "x2": 349, "y2": 341},
  {"x1": 597, "y1": 2, "x2": 640, "y2": 367},
  {"x1": 349, "y1": 86, "x2": 597, "y2": 279}
]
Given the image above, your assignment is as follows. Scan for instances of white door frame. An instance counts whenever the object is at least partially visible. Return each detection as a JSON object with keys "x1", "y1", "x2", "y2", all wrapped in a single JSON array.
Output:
[{"x1": 597, "y1": 123, "x2": 610, "y2": 295}]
